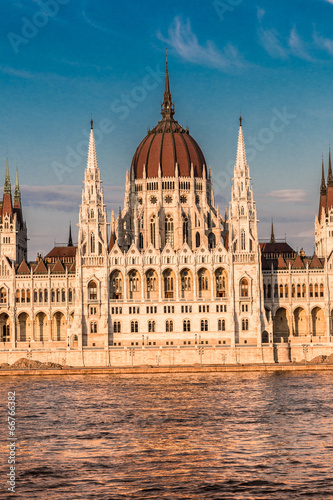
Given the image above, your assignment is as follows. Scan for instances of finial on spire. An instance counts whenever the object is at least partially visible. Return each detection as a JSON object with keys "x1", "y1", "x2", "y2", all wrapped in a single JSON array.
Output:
[
  {"x1": 270, "y1": 218, "x2": 275, "y2": 243},
  {"x1": 90, "y1": 114, "x2": 93, "y2": 130},
  {"x1": 68, "y1": 221, "x2": 73, "y2": 247},
  {"x1": 328, "y1": 145, "x2": 333, "y2": 187},
  {"x1": 239, "y1": 115, "x2": 242, "y2": 127},
  {"x1": 14, "y1": 163, "x2": 21, "y2": 202},
  {"x1": 4, "y1": 153, "x2": 11, "y2": 194},
  {"x1": 161, "y1": 50, "x2": 175, "y2": 120},
  {"x1": 320, "y1": 154, "x2": 326, "y2": 194}
]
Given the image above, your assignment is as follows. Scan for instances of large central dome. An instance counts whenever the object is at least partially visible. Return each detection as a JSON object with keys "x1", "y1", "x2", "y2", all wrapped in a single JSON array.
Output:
[{"x1": 130, "y1": 59, "x2": 207, "y2": 180}]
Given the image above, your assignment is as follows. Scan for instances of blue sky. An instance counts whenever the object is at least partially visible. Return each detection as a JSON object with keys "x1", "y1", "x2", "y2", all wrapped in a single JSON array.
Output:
[{"x1": 1, "y1": 0, "x2": 333, "y2": 257}]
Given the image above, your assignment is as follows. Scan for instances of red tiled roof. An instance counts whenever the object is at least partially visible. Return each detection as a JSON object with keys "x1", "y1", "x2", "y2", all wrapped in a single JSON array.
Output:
[
  {"x1": 292, "y1": 254, "x2": 305, "y2": 269},
  {"x1": 51, "y1": 258, "x2": 65, "y2": 274},
  {"x1": 309, "y1": 254, "x2": 324, "y2": 269},
  {"x1": 45, "y1": 246, "x2": 77, "y2": 259},
  {"x1": 277, "y1": 255, "x2": 287, "y2": 269},
  {"x1": 16, "y1": 260, "x2": 30, "y2": 274},
  {"x1": 260, "y1": 242, "x2": 294, "y2": 255},
  {"x1": 34, "y1": 259, "x2": 48, "y2": 274}
]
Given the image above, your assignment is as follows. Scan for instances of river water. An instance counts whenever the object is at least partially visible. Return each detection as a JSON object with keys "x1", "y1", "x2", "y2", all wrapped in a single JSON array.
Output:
[{"x1": 1, "y1": 371, "x2": 333, "y2": 499}]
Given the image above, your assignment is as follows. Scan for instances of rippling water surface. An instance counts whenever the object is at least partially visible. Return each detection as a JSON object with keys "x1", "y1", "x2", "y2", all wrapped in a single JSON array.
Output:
[{"x1": 1, "y1": 371, "x2": 333, "y2": 499}]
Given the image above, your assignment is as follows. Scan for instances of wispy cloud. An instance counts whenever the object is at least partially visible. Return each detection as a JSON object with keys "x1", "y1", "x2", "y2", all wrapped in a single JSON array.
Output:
[
  {"x1": 268, "y1": 189, "x2": 307, "y2": 203},
  {"x1": 313, "y1": 31, "x2": 333, "y2": 55},
  {"x1": 158, "y1": 16, "x2": 246, "y2": 71},
  {"x1": 256, "y1": 7, "x2": 265, "y2": 23},
  {"x1": 258, "y1": 27, "x2": 288, "y2": 59},
  {"x1": 323, "y1": 0, "x2": 333, "y2": 4},
  {"x1": 21, "y1": 185, "x2": 124, "y2": 211},
  {"x1": 289, "y1": 27, "x2": 314, "y2": 61}
]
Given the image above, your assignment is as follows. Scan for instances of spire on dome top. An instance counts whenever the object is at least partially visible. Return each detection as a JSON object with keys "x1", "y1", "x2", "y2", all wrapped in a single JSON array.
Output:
[
  {"x1": 161, "y1": 48, "x2": 175, "y2": 120},
  {"x1": 91, "y1": 114, "x2": 93, "y2": 130},
  {"x1": 320, "y1": 155, "x2": 326, "y2": 195},
  {"x1": 270, "y1": 218, "x2": 275, "y2": 243},
  {"x1": 328, "y1": 145, "x2": 333, "y2": 187},
  {"x1": 14, "y1": 164, "x2": 21, "y2": 203},
  {"x1": 239, "y1": 115, "x2": 242, "y2": 127},
  {"x1": 4, "y1": 153, "x2": 11, "y2": 194},
  {"x1": 68, "y1": 222, "x2": 73, "y2": 247}
]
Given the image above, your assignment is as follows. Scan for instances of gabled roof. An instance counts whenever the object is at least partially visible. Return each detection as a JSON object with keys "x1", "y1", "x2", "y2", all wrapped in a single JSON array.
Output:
[
  {"x1": 260, "y1": 241, "x2": 295, "y2": 255},
  {"x1": 277, "y1": 254, "x2": 288, "y2": 269},
  {"x1": 292, "y1": 254, "x2": 305, "y2": 269},
  {"x1": 45, "y1": 246, "x2": 77, "y2": 259},
  {"x1": 309, "y1": 254, "x2": 324, "y2": 269},
  {"x1": 16, "y1": 260, "x2": 30, "y2": 274},
  {"x1": 51, "y1": 258, "x2": 65, "y2": 274},
  {"x1": 33, "y1": 258, "x2": 48, "y2": 274}
]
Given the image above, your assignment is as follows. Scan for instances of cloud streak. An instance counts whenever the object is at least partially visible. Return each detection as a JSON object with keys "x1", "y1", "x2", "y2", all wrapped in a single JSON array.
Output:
[
  {"x1": 267, "y1": 189, "x2": 307, "y2": 203},
  {"x1": 158, "y1": 16, "x2": 246, "y2": 71}
]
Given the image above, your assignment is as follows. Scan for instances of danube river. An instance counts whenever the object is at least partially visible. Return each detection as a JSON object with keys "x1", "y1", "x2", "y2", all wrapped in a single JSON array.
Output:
[{"x1": 1, "y1": 371, "x2": 333, "y2": 499}]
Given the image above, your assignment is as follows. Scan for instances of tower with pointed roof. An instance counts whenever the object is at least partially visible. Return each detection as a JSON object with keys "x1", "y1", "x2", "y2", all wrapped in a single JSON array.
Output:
[
  {"x1": 315, "y1": 147, "x2": 333, "y2": 258},
  {"x1": 74, "y1": 118, "x2": 110, "y2": 348},
  {"x1": 228, "y1": 117, "x2": 266, "y2": 345},
  {"x1": 0, "y1": 157, "x2": 27, "y2": 262}
]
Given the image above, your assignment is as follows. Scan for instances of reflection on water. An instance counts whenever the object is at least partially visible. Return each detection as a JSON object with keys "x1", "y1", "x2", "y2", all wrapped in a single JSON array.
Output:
[{"x1": 1, "y1": 371, "x2": 333, "y2": 499}]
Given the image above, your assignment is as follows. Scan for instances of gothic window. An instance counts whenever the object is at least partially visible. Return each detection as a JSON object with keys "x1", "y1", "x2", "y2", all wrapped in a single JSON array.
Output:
[
  {"x1": 241, "y1": 230, "x2": 246, "y2": 251},
  {"x1": 91, "y1": 209, "x2": 94, "y2": 219},
  {"x1": 274, "y1": 284, "x2": 278, "y2": 298},
  {"x1": 51, "y1": 289, "x2": 55, "y2": 302},
  {"x1": 218, "y1": 319, "x2": 226, "y2": 331},
  {"x1": 113, "y1": 321, "x2": 121, "y2": 333},
  {"x1": 44, "y1": 289, "x2": 48, "y2": 303},
  {"x1": 147, "y1": 271, "x2": 156, "y2": 292},
  {"x1": 148, "y1": 320, "x2": 155, "y2": 333},
  {"x1": 315, "y1": 284, "x2": 319, "y2": 297},
  {"x1": 68, "y1": 289, "x2": 73, "y2": 303},
  {"x1": 62, "y1": 289, "x2": 66, "y2": 302},
  {"x1": 320, "y1": 283, "x2": 324, "y2": 297},
  {"x1": 34, "y1": 289, "x2": 38, "y2": 303},
  {"x1": 297, "y1": 284, "x2": 301, "y2": 298},
  {"x1": 56, "y1": 289, "x2": 60, "y2": 302},
  {"x1": 208, "y1": 232, "x2": 216, "y2": 250},
  {"x1": 216, "y1": 268, "x2": 227, "y2": 298},
  {"x1": 240, "y1": 206, "x2": 244, "y2": 216},
  {"x1": 182, "y1": 214, "x2": 189, "y2": 244},
  {"x1": 131, "y1": 320, "x2": 138, "y2": 333},
  {"x1": 16, "y1": 289, "x2": 20, "y2": 303},
  {"x1": 165, "y1": 273, "x2": 174, "y2": 292},
  {"x1": 22, "y1": 289, "x2": 26, "y2": 303},
  {"x1": 183, "y1": 319, "x2": 191, "y2": 332},
  {"x1": 90, "y1": 322, "x2": 97, "y2": 333},
  {"x1": 166, "y1": 320, "x2": 173, "y2": 332},
  {"x1": 39, "y1": 290, "x2": 43, "y2": 302},
  {"x1": 200, "y1": 319, "x2": 208, "y2": 332},
  {"x1": 129, "y1": 271, "x2": 139, "y2": 292},
  {"x1": 198, "y1": 271, "x2": 209, "y2": 291},
  {"x1": 165, "y1": 214, "x2": 174, "y2": 247},
  {"x1": 150, "y1": 215, "x2": 156, "y2": 247},
  {"x1": 181, "y1": 270, "x2": 191, "y2": 291},
  {"x1": 309, "y1": 284, "x2": 313, "y2": 297},
  {"x1": 91, "y1": 233, "x2": 95, "y2": 253},
  {"x1": 139, "y1": 233, "x2": 143, "y2": 250},
  {"x1": 242, "y1": 318, "x2": 249, "y2": 331},
  {"x1": 291, "y1": 284, "x2": 295, "y2": 298},
  {"x1": 280, "y1": 284, "x2": 283, "y2": 298},
  {"x1": 196, "y1": 232, "x2": 200, "y2": 248},
  {"x1": 267, "y1": 284, "x2": 271, "y2": 299},
  {"x1": 302, "y1": 284, "x2": 306, "y2": 298},
  {"x1": 263, "y1": 284, "x2": 266, "y2": 299},
  {"x1": 240, "y1": 278, "x2": 249, "y2": 297},
  {"x1": 285, "y1": 284, "x2": 288, "y2": 298},
  {"x1": 88, "y1": 281, "x2": 97, "y2": 301}
]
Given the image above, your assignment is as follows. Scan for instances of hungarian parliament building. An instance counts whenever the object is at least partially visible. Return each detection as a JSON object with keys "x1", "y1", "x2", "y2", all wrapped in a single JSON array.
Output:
[{"x1": 0, "y1": 60, "x2": 332, "y2": 365}]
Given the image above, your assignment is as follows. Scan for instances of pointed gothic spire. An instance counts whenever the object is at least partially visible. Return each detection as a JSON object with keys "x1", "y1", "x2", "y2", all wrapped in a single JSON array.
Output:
[
  {"x1": 161, "y1": 48, "x2": 175, "y2": 120},
  {"x1": 320, "y1": 155, "x2": 326, "y2": 194},
  {"x1": 328, "y1": 145, "x2": 333, "y2": 187},
  {"x1": 87, "y1": 118, "x2": 98, "y2": 170},
  {"x1": 68, "y1": 222, "x2": 73, "y2": 247},
  {"x1": 270, "y1": 218, "x2": 275, "y2": 243},
  {"x1": 235, "y1": 116, "x2": 247, "y2": 170},
  {"x1": 14, "y1": 164, "x2": 21, "y2": 203},
  {"x1": 4, "y1": 153, "x2": 11, "y2": 194}
]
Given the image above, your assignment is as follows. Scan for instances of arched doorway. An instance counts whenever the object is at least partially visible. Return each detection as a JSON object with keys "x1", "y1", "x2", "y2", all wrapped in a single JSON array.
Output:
[
  {"x1": 273, "y1": 308, "x2": 289, "y2": 342},
  {"x1": 35, "y1": 312, "x2": 48, "y2": 341},
  {"x1": 0, "y1": 313, "x2": 10, "y2": 342},
  {"x1": 294, "y1": 307, "x2": 307, "y2": 337},
  {"x1": 52, "y1": 312, "x2": 66, "y2": 341},
  {"x1": 18, "y1": 312, "x2": 29, "y2": 342},
  {"x1": 311, "y1": 307, "x2": 325, "y2": 337}
]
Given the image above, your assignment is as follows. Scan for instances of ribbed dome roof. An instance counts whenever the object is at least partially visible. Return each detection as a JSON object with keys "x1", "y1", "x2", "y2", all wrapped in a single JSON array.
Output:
[{"x1": 130, "y1": 58, "x2": 207, "y2": 180}]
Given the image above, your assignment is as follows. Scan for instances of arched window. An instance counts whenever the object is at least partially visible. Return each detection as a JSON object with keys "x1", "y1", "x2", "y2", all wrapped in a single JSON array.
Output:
[
  {"x1": 274, "y1": 284, "x2": 278, "y2": 298},
  {"x1": 267, "y1": 284, "x2": 271, "y2": 299},
  {"x1": 181, "y1": 270, "x2": 191, "y2": 291},
  {"x1": 91, "y1": 233, "x2": 95, "y2": 253},
  {"x1": 279, "y1": 284, "x2": 283, "y2": 298},
  {"x1": 147, "y1": 271, "x2": 156, "y2": 292},
  {"x1": 165, "y1": 214, "x2": 174, "y2": 247},
  {"x1": 297, "y1": 284, "x2": 301, "y2": 298},
  {"x1": 240, "y1": 278, "x2": 249, "y2": 297},
  {"x1": 148, "y1": 320, "x2": 155, "y2": 332},
  {"x1": 196, "y1": 232, "x2": 200, "y2": 248},
  {"x1": 200, "y1": 319, "x2": 208, "y2": 331},
  {"x1": 113, "y1": 321, "x2": 121, "y2": 333},
  {"x1": 198, "y1": 270, "x2": 209, "y2": 291},
  {"x1": 183, "y1": 319, "x2": 191, "y2": 332},
  {"x1": 285, "y1": 284, "x2": 288, "y2": 298},
  {"x1": 218, "y1": 319, "x2": 226, "y2": 331},
  {"x1": 309, "y1": 284, "x2": 313, "y2": 297},
  {"x1": 166, "y1": 320, "x2": 173, "y2": 332},
  {"x1": 242, "y1": 318, "x2": 249, "y2": 331},
  {"x1": 22, "y1": 289, "x2": 26, "y2": 303},
  {"x1": 302, "y1": 284, "x2": 306, "y2": 298},
  {"x1": 315, "y1": 284, "x2": 319, "y2": 297},
  {"x1": 88, "y1": 281, "x2": 97, "y2": 300},
  {"x1": 68, "y1": 289, "x2": 73, "y2": 303},
  {"x1": 240, "y1": 206, "x2": 244, "y2": 216},
  {"x1": 39, "y1": 290, "x2": 43, "y2": 302},
  {"x1": 44, "y1": 289, "x2": 48, "y2": 303},
  {"x1": 241, "y1": 230, "x2": 246, "y2": 251},
  {"x1": 56, "y1": 289, "x2": 60, "y2": 302},
  {"x1": 150, "y1": 215, "x2": 156, "y2": 247},
  {"x1": 34, "y1": 289, "x2": 38, "y2": 302},
  {"x1": 320, "y1": 283, "x2": 324, "y2": 297},
  {"x1": 51, "y1": 289, "x2": 55, "y2": 302},
  {"x1": 182, "y1": 214, "x2": 189, "y2": 244},
  {"x1": 208, "y1": 232, "x2": 216, "y2": 250},
  {"x1": 292, "y1": 284, "x2": 295, "y2": 298},
  {"x1": 129, "y1": 271, "x2": 139, "y2": 292},
  {"x1": 61, "y1": 289, "x2": 66, "y2": 302},
  {"x1": 131, "y1": 321, "x2": 138, "y2": 333},
  {"x1": 139, "y1": 232, "x2": 143, "y2": 250},
  {"x1": 16, "y1": 289, "x2": 20, "y2": 303},
  {"x1": 90, "y1": 322, "x2": 97, "y2": 333}
]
